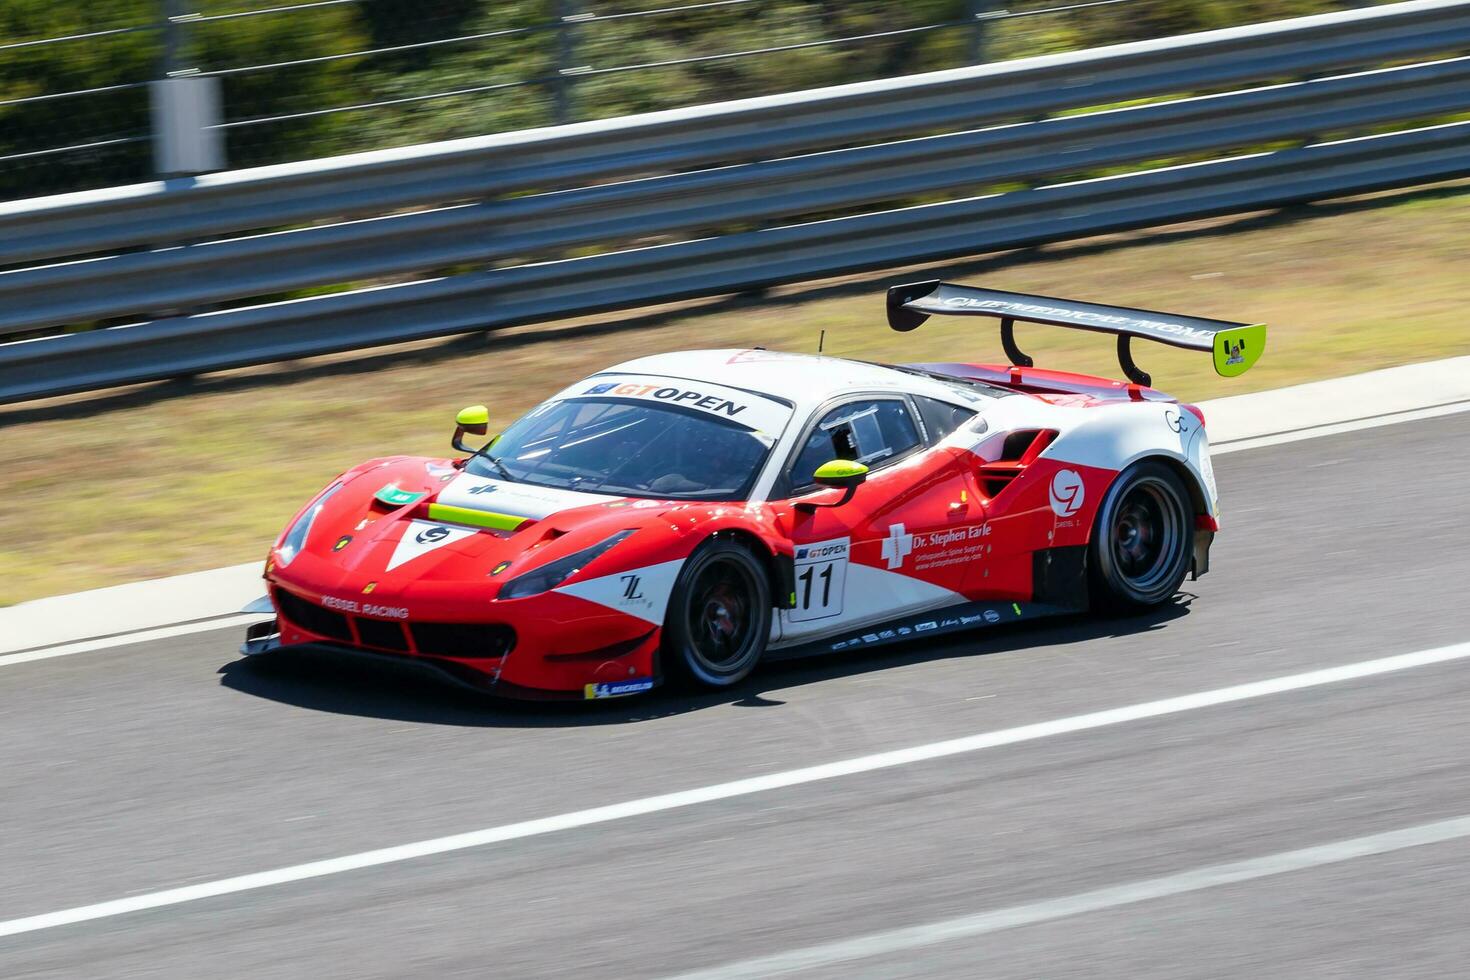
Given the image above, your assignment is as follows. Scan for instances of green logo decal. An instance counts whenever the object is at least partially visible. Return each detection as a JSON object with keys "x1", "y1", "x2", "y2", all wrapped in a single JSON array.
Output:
[
  {"x1": 1213, "y1": 324, "x2": 1266, "y2": 378},
  {"x1": 375, "y1": 483, "x2": 427, "y2": 507}
]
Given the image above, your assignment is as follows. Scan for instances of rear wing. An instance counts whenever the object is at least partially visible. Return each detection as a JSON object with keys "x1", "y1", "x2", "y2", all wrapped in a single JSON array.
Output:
[{"x1": 886, "y1": 280, "x2": 1265, "y2": 386}]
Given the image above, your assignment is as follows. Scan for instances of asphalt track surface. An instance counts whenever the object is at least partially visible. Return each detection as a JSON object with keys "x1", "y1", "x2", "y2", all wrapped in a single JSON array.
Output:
[{"x1": 4, "y1": 413, "x2": 1470, "y2": 978}]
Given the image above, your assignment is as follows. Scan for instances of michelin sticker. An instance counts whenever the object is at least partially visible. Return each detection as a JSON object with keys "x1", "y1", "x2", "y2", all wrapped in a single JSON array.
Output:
[{"x1": 584, "y1": 678, "x2": 655, "y2": 699}]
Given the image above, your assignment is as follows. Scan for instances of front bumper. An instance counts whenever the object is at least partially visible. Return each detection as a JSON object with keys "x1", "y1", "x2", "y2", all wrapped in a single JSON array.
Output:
[{"x1": 243, "y1": 613, "x2": 658, "y2": 701}]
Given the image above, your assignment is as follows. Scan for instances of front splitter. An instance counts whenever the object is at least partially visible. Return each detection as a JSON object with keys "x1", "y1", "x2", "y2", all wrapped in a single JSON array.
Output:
[{"x1": 239, "y1": 621, "x2": 587, "y2": 701}]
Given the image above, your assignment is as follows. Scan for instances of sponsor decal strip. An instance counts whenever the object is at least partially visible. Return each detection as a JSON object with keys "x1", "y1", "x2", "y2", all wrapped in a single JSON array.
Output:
[
  {"x1": 938, "y1": 296, "x2": 1228, "y2": 344},
  {"x1": 425, "y1": 503, "x2": 528, "y2": 532},
  {"x1": 320, "y1": 596, "x2": 410, "y2": 620},
  {"x1": 878, "y1": 522, "x2": 994, "y2": 573},
  {"x1": 554, "y1": 373, "x2": 792, "y2": 433},
  {"x1": 771, "y1": 599, "x2": 1072, "y2": 660},
  {"x1": 582, "y1": 381, "x2": 749, "y2": 418}
]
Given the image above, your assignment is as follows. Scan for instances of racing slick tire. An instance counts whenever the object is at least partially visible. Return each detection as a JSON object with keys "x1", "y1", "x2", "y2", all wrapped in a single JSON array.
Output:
[
  {"x1": 1088, "y1": 459, "x2": 1193, "y2": 614},
  {"x1": 661, "y1": 538, "x2": 771, "y2": 689}
]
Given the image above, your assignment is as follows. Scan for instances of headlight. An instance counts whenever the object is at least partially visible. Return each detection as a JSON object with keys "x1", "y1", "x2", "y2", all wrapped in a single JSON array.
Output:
[
  {"x1": 275, "y1": 482, "x2": 343, "y2": 568},
  {"x1": 497, "y1": 529, "x2": 637, "y2": 600}
]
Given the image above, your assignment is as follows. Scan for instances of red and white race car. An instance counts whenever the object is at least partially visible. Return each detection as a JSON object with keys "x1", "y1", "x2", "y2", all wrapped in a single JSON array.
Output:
[{"x1": 243, "y1": 281, "x2": 1264, "y2": 699}]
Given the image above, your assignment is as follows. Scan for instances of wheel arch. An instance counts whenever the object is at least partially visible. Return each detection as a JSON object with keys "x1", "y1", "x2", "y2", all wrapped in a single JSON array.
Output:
[
  {"x1": 1040, "y1": 401, "x2": 1216, "y2": 542},
  {"x1": 1090, "y1": 451, "x2": 1214, "y2": 587},
  {"x1": 1143, "y1": 453, "x2": 1210, "y2": 522},
  {"x1": 700, "y1": 527, "x2": 794, "y2": 611},
  {"x1": 658, "y1": 528, "x2": 780, "y2": 688},
  {"x1": 1086, "y1": 450, "x2": 1209, "y2": 540}
]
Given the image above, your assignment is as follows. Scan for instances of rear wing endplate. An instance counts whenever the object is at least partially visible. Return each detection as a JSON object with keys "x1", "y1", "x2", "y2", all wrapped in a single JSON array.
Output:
[{"x1": 886, "y1": 280, "x2": 1265, "y2": 386}]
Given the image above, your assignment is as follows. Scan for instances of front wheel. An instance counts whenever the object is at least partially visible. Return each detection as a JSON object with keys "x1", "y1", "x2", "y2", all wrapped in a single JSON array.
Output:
[
  {"x1": 1088, "y1": 459, "x2": 1193, "y2": 613},
  {"x1": 661, "y1": 539, "x2": 771, "y2": 689}
]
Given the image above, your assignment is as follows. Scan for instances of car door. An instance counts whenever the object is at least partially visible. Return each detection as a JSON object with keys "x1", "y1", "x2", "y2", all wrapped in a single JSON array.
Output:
[{"x1": 774, "y1": 395, "x2": 985, "y2": 643}]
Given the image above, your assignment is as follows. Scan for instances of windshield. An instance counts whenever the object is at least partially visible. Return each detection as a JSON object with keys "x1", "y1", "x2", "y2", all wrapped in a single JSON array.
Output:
[{"x1": 466, "y1": 398, "x2": 775, "y2": 500}]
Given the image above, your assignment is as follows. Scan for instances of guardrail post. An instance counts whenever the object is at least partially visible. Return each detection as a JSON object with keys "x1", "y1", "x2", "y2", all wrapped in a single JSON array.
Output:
[
  {"x1": 966, "y1": 0, "x2": 991, "y2": 63},
  {"x1": 160, "y1": 0, "x2": 183, "y2": 76},
  {"x1": 151, "y1": 77, "x2": 226, "y2": 176},
  {"x1": 152, "y1": 0, "x2": 225, "y2": 176},
  {"x1": 552, "y1": 0, "x2": 584, "y2": 125}
]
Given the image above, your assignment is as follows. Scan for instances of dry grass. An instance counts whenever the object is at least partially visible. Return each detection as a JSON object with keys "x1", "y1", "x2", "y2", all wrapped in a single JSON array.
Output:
[{"x1": 4, "y1": 181, "x2": 1469, "y2": 605}]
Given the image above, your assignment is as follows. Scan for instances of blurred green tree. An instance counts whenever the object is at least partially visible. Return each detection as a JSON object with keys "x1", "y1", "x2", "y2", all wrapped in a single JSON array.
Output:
[{"x1": 0, "y1": 0, "x2": 1351, "y2": 200}]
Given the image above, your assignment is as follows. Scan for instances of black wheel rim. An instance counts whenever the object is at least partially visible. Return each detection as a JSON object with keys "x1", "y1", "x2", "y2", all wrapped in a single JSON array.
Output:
[
  {"x1": 685, "y1": 557, "x2": 759, "y2": 674},
  {"x1": 1110, "y1": 478, "x2": 1183, "y2": 593}
]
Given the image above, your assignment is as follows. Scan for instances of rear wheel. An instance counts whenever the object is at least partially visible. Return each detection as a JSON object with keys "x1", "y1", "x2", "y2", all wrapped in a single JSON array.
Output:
[
  {"x1": 661, "y1": 539, "x2": 771, "y2": 689},
  {"x1": 1088, "y1": 460, "x2": 1193, "y2": 613}
]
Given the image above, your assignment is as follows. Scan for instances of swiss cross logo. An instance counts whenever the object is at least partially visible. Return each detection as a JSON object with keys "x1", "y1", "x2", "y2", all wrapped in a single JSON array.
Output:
[
  {"x1": 1049, "y1": 469, "x2": 1085, "y2": 517},
  {"x1": 880, "y1": 523, "x2": 914, "y2": 570}
]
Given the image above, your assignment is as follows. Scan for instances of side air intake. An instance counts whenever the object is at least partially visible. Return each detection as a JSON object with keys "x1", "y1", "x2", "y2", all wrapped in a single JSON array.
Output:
[{"x1": 979, "y1": 429, "x2": 1056, "y2": 498}]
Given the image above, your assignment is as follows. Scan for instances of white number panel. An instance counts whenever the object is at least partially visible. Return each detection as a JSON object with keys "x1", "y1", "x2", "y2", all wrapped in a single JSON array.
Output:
[{"x1": 788, "y1": 537, "x2": 849, "y2": 623}]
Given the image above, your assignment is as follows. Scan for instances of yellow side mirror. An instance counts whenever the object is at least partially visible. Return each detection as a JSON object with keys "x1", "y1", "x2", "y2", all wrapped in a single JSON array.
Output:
[
  {"x1": 814, "y1": 459, "x2": 869, "y2": 488},
  {"x1": 798, "y1": 459, "x2": 869, "y2": 512},
  {"x1": 453, "y1": 405, "x2": 492, "y2": 454},
  {"x1": 456, "y1": 404, "x2": 489, "y2": 433}
]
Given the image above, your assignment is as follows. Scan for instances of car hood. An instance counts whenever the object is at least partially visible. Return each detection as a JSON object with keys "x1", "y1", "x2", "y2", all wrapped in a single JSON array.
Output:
[
  {"x1": 433, "y1": 469, "x2": 617, "y2": 525},
  {"x1": 279, "y1": 458, "x2": 670, "y2": 589}
]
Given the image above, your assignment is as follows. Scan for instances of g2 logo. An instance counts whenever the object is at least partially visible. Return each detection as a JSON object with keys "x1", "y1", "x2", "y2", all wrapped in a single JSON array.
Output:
[
  {"x1": 416, "y1": 525, "x2": 451, "y2": 545},
  {"x1": 1048, "y1": 469, "x2": 1085, "y2": 517}
]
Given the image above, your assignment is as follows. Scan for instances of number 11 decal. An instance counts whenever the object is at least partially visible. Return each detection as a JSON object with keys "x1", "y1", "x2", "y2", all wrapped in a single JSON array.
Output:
[{"x1": 789, "y1": 537, "x2": 849, "y2": 623}]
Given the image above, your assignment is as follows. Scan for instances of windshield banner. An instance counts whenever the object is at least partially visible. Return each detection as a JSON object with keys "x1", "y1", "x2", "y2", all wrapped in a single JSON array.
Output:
[{"x1": 550, "y1": 374, "x2": 792, "y2": 437}]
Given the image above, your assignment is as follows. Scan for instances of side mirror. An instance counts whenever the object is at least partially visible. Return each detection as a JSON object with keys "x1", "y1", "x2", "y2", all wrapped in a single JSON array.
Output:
[
  {"x1": 797, "y1": 460, "x2": 869, "y2": 512},
  {"x1": 452, "y1": 405, "x2": 492, "y2": 454}
]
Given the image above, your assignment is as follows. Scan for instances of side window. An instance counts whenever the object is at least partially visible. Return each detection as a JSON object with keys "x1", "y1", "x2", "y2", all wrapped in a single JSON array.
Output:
[
  {"x1": 790, "y1": 399, "x2": 922, "y2": 489},
  {"x1": 913, "y1": 395, "x2": 977, "y2": 443}
]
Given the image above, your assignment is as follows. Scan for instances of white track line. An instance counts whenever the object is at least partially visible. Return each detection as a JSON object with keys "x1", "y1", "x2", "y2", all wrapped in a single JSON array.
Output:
[
  {"x1": 670, "y1": 813, "x2": 1470, "y2": 979},
  {"x1": 1211, "y1": 399, "x2": 1470, "y2": 455},
  {"x1": 0, "y1": 640, "x2": 1466, "y2": 941},
  {"x1": 0, "y1": 615, "x2": 266, "y2": 670}
]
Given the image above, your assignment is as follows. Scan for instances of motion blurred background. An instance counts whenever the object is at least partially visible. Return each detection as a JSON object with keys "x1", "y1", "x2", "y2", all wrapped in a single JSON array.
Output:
[
  {"x1": 2, "y1": 0, "x2": 1367, "y2": 200},
  {"x1": 2, "y1": 0, "x2": 1467, "y2": 603}
]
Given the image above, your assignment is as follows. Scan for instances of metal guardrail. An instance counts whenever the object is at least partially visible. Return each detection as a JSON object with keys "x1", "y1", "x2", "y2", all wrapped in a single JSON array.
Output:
[
  {"x1": 5, "y1": 54, "x2": 1470, "y2": 338},
  {"x1": 7, "y1": 0, "x2": 1469, "y2": 265},
  {"x1": 1, "y1": 0, "x2": 1469, "y2": 405}
]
